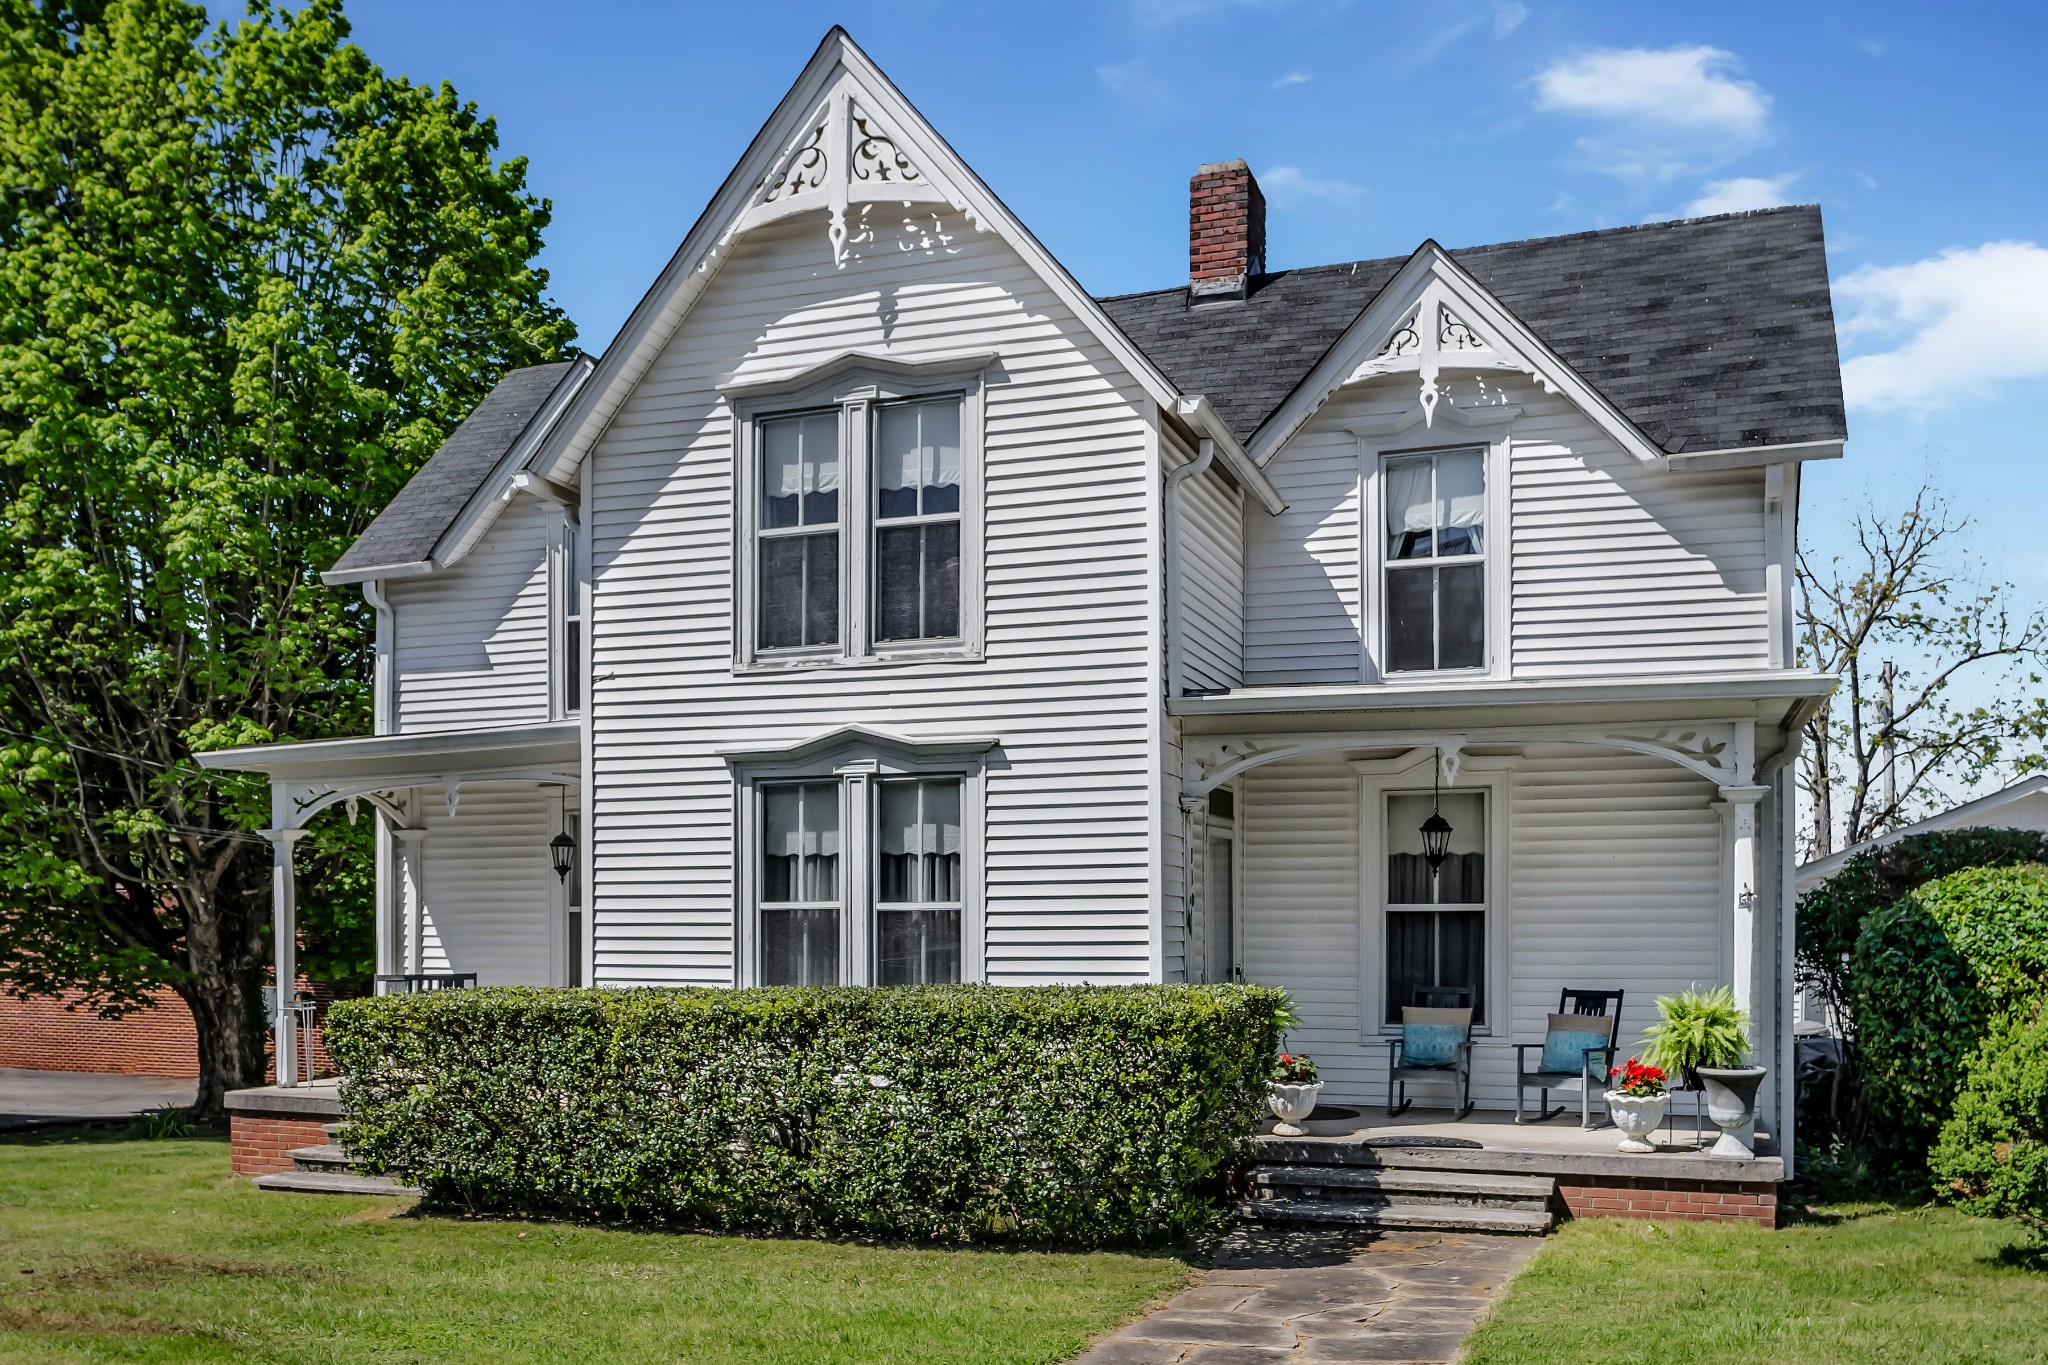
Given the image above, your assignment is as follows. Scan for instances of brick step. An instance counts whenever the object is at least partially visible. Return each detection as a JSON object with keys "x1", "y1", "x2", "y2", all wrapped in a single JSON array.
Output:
[
  {"x1": 253, "y1": 1170, "x2": 421, "y2": 1198},
  {"x1": 1239, "y1": 1196, "x2": 1553, "y2": 1236},
  {"x1": 1248, "y1": 1164, "x2": 1555, "y2": 1209}
]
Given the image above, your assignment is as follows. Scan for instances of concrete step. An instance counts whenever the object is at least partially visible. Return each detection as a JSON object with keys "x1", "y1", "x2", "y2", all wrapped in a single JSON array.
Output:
[
  {"x1": 253, "y1": 1170, "x2": 420, "y2": 1198},
  {"x1": 287, "y1": 1144, "x2": 356, "y2": 1173},
  {"x1": 1238, "y1": 1196, "x2": 1554, "y2": 1236},
  {"x1": 320, "y1": 1122, "x2": 346, "y2": 1142},
  {"x1": 1248, "y1": 1164, "x2": 1555, "y2": 1210}
]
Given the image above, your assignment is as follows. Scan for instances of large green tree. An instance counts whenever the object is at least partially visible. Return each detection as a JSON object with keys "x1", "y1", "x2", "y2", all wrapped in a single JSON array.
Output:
[{"x1": 0, "y1": 0, "x2": 574, "y2": 1115}]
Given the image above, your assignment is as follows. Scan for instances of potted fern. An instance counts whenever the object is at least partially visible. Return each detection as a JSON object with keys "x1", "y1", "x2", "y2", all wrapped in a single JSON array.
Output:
[{"x1": 1642, "y1": 986, "x2": 1766, "y2": 1158}]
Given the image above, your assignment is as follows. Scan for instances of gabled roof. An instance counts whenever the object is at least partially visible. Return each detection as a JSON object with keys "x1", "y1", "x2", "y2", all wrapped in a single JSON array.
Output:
[
  {"x1": 326, "y1": 358, "x2": 590, "y2": 583},
  {"x1": 1795, "y1": 775, "x2": 2048, "y2": 892},
  {"x1": 1097, "y1": 205, "x2": 1845, "y2": 458}
]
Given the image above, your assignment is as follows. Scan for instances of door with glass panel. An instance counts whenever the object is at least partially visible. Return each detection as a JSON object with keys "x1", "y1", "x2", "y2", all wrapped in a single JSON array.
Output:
[{"x1": 1383, "y1": 790, "x2": 1487, "y2": 1024}]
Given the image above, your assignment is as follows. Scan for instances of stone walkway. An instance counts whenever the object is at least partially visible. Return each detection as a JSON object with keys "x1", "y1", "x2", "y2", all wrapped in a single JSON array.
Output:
[{"x1": 1070, "y1": 1226, "x2": 1540, "y2": 1364}]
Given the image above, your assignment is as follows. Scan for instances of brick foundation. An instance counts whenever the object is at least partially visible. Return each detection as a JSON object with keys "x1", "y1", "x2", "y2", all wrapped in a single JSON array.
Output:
[
  {"x1": 229, "y1": 1114, "x2": 333, "y2": 1176},
  {"x1": 1555, "y1": 1175, "x2": 1779, "y2": 1226}
]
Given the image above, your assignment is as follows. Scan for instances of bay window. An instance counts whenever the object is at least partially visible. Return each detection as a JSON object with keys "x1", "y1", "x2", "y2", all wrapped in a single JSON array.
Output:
[{"x1": 1383, "y1": 447, "x2": 1486, "y2": 673}]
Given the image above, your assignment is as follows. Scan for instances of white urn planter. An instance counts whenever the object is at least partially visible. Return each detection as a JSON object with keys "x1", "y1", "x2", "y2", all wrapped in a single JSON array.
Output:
[
  {"x1": 1696, "y1": 1066, "x2": 1768, "y2": 1158},
  {"x1": 1604, "y1": 1090, "x2": 1669, "y2": 1153},
  {"x1": 1266, "y1": 1081, "x2": 1322, "y2": 1137}
]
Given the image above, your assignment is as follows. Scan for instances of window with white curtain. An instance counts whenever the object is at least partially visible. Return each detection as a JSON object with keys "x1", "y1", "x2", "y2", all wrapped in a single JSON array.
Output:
[
  {"x1": 758, "y1": 412, "x2": 842, "y2": 651},
  {"x1": 1383, "y1": 447, "x2": 1486, "y2": 673},
  {"x1": 750, "y1": 387, "x2": 967, "y2": 659},
  {"x1": 760, "y1": 781, "x2": 842, "y2": 985},
  {"x1": 875, "y1": 777, "x2": 963, "y2": 985},
  {"x1": 874, "y1": 399, "x2": 962, "y2": 643}
]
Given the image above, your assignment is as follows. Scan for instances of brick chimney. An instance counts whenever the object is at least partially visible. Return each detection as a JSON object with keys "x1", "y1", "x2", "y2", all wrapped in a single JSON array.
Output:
[{"x1": 1189, "y1": 160, "x2": 1265, "y2": 303}]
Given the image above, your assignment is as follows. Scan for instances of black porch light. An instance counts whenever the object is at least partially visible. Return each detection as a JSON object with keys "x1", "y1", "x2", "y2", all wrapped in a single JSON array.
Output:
[
  {"x1": 1419, "y1": 749, "x2": 1454, "y2": 874},
  {"x1": 550, "y1": 790, "x2": 576, "y2": 883}
]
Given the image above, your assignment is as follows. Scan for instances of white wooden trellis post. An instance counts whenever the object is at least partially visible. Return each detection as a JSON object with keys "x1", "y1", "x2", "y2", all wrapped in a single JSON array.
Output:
[{"x1": 262, "y1": 826, "x2": 308, "y2": 1088}]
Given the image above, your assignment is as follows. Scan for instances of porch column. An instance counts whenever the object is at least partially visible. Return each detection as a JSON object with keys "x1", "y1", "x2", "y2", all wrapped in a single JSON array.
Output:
[
  {"x1": 393, "y1": 828, "x2": 427, "y2": 976},
  {"x1": 263, "y1": 828, "x2": 307, "y2": 1088},
  {"x1": 1713, "y1": 785, "x2": 1771, "y2": 1020}
]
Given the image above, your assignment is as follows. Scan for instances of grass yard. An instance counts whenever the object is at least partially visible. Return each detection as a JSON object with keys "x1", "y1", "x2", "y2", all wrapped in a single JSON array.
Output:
[
  {"x1": 0, "y1": 1132, "x2": 1188, "y2": 1364},
  {"x1": 1463, "y1": 1202, "x2": 2048, "y2": 1365}
]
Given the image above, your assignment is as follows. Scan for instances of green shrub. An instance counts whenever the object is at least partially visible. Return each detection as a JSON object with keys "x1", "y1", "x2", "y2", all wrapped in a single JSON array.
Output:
[
  {"x1": 324, "y1": 983, "x2": 1287, "y2": 1247},
  {"x1": 1930, "y1": 1005, "x2": 2048, "y2": 1233},
  {"x1": 1852, "y1": 863, "x2": 2048, "y2": 1161}
]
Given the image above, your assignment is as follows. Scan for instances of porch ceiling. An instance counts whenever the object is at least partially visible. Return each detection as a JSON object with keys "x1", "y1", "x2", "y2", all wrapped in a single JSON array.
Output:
[{"x1": 1170, "y1": 670, "x2": 1834, "y2": 739}]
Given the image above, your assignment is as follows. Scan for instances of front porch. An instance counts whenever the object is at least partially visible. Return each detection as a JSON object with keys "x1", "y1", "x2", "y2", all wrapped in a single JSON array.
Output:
[{"x1": 1252, "y1": 1105, "x2": 1783, "y2": 1228}]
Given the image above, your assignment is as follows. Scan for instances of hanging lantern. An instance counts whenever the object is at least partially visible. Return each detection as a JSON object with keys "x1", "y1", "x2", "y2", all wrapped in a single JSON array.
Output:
[
  {"x1": 1420, "y1": 748, "x2": 1454, "y2": 873},
  {"x1": 550, "y1": 791, "x2": 576, "y2": 883}
]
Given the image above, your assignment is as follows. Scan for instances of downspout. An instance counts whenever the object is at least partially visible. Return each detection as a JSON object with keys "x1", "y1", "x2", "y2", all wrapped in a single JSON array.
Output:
[
  {"x1": 1163, "y1": 437, "x2": 1217, "y2": 703},
  {"x1": 362, "y1": 579, "x2": 398, "y2": 983},
  {"x1": 1164, "y1": 438, "x2": 1216, "y2": 979}
]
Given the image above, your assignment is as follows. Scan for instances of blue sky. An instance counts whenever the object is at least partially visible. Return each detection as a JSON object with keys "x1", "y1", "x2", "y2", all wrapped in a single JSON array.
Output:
[{"x1": 308, "y1": 0, "x2": 2046, "y2": 579}]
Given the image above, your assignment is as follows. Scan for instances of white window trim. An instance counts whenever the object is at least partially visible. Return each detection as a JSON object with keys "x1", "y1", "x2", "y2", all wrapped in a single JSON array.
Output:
[
  {"x1": 730, "y1": 736, "x2": 987, "y2": 987},
  {"x1": 730, "y1": 358, "x2": 987, "y2": 671},
  {"x1": 1357, "y1": 422, "x2": 1512, "y2": 685},
  {"x1": 545, "y1": 507, "x2": 585, "y2": 721},
  {"x1": 1354, "y1": 752, "x2": 1512, "y2": 1041}
]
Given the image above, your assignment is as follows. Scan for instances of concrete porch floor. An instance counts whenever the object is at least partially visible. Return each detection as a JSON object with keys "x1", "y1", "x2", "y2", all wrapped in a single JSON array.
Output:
[{"x1": 1259, "y1": 1102, "x2": 1783, "y2": 1183}]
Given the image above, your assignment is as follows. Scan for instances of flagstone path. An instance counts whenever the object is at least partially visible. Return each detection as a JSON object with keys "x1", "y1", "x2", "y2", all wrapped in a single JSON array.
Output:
[{"x1": 1069, "y1": 1225, "x2": 1540, "y2": 1364}]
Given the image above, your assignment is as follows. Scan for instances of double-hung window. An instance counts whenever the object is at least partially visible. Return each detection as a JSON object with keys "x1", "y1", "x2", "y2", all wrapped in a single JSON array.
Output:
[
  {"x1": 1383, "y1": 447, "x2": 1486, "y2": 673},
  {"x1": 758, "y1": 412, "x2": 842, "y2": 652},
  {"x1": 748, "y1": 761, "x2": 975, "y2": 987},
  {"x1": 740, "y1": 364, "x2": 980, "y2": 665}
]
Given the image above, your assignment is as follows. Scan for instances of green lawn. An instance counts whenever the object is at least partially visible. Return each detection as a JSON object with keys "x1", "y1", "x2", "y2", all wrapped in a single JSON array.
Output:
[
  {"x1": 0, "y1": 1132, "x2": 1188, "y2": 1364},
  {"x1": 1464, "y1": 1202, "x2": 2048, "y2": 1365}
]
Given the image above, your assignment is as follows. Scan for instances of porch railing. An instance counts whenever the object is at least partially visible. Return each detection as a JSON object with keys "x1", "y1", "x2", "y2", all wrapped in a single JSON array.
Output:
[{"x1": 374, "y1": 972, "x2": 479, "y2": 995}]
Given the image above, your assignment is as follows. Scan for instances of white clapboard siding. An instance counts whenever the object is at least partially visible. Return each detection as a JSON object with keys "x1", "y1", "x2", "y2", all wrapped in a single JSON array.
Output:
[
  {"x1": 404, "y1": 781, "x2": 557, "y2": 986},
  {"x1": 388, "y1": 495, "x2": 551, "y2": 732},
  {"x1": 1169, "y1": 421, "x2": 1246, "y2": 693},
  {"x1": 586, "y1": 211, "x2": 1160, "y2": 988},
  {"x1": 1243, "y1": 378, "x2": 1771, "y2": 683},
  {"x1": 1237, "y1": 746, "x2": 1723, "y2": 1109}
]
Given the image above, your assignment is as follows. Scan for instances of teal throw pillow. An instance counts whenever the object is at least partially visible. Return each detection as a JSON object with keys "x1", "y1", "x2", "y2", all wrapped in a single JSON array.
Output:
[
  {"x1": 1402, "y1": 1022, "x2": 1466, "y2": 1068},
  {"x1": 1541, "y1": 1028, "x2": 1611, "y2": 1077}
]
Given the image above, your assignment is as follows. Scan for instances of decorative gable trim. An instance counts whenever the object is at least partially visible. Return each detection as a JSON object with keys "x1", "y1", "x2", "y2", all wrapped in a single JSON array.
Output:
[
  {"x1": 1248, "y1": 242, "x2": 1668, "y2": 468},
  {"x1": 524, "y1": 28, "x2": 1249, "y2": 494}
]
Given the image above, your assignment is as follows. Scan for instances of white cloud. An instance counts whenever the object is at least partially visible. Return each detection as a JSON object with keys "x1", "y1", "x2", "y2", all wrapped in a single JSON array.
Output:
[
  {"x1": 1096, "y1": 59, "x2": 1174, "y2": 112},
  {"x1": 1839, "y1": 241, "x2": 2048, "y2": 413},
  {"x1": 1493, "y1": 0, "x2": 1528, "y2": 36},
  {"x1": 1261, "y1": 165, "x2": 1363, "y2": 203},
  {"x1": 1274, "y1": 70, "x2": 1313, "y2": 88},
  {"x1": 1683, "y1": 173, "x2": 1800, "y2": 217},
  {"x1": 1531, "y1": 45, "x2": 1771, "y2": 180}
]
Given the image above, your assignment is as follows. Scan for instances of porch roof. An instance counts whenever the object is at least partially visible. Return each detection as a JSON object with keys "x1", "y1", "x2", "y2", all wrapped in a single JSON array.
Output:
[
  {"x1": 194, "y1": 722, "x2": 581, "y2": 785},
  {"x1": 1170, "y1": 670, "x2": 1835, "y2": 738}
]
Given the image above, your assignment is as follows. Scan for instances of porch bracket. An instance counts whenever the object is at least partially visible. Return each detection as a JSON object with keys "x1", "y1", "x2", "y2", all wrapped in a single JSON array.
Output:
[{"x1": 1182, "y1": 719, "x2": 1755, "y2": 797}]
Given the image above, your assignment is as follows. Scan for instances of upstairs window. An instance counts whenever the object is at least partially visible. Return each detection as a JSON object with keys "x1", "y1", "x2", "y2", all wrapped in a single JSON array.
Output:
[
  {"x1": 740, "y1": 368, "x2": 978, "y2": 665},
  {"x1": 759, "y1": 412, "x2": 842, "y2": 652},
  {"x1": 1383, "y1": 447, "x2": 1485, "y2": 673}
]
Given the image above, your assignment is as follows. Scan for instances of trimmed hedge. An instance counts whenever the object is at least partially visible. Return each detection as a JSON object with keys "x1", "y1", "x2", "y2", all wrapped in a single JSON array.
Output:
[
  {"x1": 1930, "y1": 1004, "x2": 2048, "y2": 1232},
  {"x1": 323, "y1": 983, "x2": 1287, "y2": 1247},
  {"x1": 1852, "y1": 864, "x2": 2048, "y2": 1160}
]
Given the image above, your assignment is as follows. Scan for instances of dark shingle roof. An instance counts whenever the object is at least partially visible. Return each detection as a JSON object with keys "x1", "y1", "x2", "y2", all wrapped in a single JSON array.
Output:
[
  {"x1": 1096, "y1": 205, "x2": 1845, "y2": 454},
  {"x1": 328, "y1": 360, "x2": 583, "y2": 577}
]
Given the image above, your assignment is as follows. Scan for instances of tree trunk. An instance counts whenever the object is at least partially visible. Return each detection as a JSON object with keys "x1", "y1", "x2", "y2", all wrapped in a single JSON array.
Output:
[{"x1": 176, "y1": 891, "x2": 270, "y2": 1121}]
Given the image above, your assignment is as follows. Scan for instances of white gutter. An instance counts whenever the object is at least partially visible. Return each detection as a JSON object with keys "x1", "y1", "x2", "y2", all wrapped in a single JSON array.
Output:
[{"x1": 1174, "y1": 396, "x2": 1285, "y2": 514}]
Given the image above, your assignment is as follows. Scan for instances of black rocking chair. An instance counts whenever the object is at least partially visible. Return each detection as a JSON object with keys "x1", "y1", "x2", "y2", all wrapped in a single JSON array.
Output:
[
  {"x1": 1386, "y1": 992, "x2": 1476, "y2": 1119},
  {"x1": 1514, "y1": 987, "x2": 1624, "y2": 1127}
]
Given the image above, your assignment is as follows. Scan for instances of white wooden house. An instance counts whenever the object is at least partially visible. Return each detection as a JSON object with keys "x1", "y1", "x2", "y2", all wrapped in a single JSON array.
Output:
[{"x1": 201, "y1": 30, "x2": 1844, "y2": 1151}]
